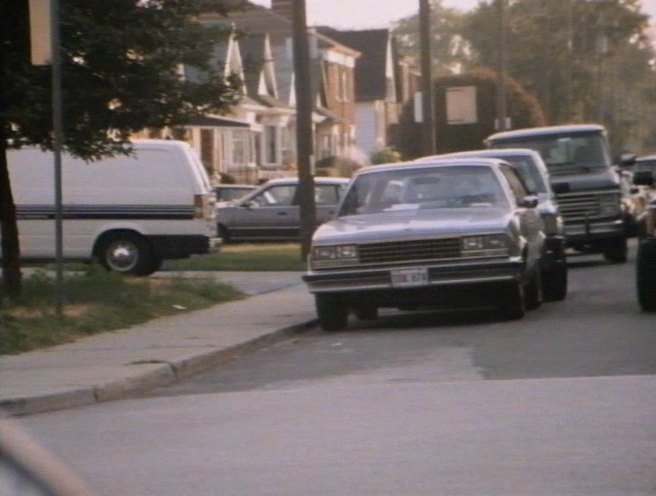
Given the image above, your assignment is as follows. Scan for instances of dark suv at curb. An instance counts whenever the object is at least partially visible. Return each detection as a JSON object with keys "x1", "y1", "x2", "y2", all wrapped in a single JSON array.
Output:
[
  {"x1": 633, "y1": 169, "x2": 656, "y2": 311},
  {"x1": 486, "y1": 124, "x2": 627, "y2": 263}
]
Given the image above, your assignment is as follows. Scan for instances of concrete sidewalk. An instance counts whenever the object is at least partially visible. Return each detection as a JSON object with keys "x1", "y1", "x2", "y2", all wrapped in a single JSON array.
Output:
[{"x1": 0, "y1": 272, "x2": 316, "y2": 417}]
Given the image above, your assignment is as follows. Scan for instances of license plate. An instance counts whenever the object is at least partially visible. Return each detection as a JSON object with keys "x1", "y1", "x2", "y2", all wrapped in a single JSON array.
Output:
[{"x1": 391, "y1": 268, "x2": 428, "y2": 288}]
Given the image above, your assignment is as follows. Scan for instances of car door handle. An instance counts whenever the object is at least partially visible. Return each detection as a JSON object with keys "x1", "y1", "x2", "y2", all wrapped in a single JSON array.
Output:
[{"x1": 277, "y1": 212, "x2": 288, "y2": 216}]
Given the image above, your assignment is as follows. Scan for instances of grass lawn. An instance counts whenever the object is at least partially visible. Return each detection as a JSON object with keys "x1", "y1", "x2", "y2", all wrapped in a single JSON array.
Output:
[
  {"x1": 0, "y1": 268, "x2": 243, "y2": 355},
  {"x1": 163, "y1": 243, "x2": 306, "y2": 271}
]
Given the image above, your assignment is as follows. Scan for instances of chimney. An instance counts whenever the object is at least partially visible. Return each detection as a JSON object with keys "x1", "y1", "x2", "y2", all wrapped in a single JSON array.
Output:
[{"x1": 271, "y1": 0, "x2": 293, "y2": 19}]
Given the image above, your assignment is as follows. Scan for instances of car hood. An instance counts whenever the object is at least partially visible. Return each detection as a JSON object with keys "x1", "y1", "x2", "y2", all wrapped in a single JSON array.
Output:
[
  {"x1": 314, "y1": 207, "x2": 514, "y2": 244},
  {"x1": 550, "y1": 168, "x2": 620, "y2": 192}
]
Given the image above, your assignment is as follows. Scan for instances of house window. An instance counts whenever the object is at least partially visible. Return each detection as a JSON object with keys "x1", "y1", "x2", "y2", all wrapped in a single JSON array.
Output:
[
  {"x1": 264, "y1": 125, "x2": 278, "y2": 164},
  {"x1": 232, "y1": 130, "x2": 249, "y2": 165},
  {"x1": 319, "y1": 134, "x2": 333, "y2": 159}
]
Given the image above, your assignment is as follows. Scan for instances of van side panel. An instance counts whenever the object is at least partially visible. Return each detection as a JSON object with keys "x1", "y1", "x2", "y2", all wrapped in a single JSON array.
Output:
[{"x1": 5, "y1": 142, "x2": 216, "y2": 263}]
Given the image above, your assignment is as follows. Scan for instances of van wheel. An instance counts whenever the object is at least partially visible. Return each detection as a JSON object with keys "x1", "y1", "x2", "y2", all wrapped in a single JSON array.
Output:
[
  {"x1": 97, "y1": 233, "x2": 158, "y2": 276},
  {"x1": 354, "y1": 304, "x2": 378, "y2": 321},
  {"x1": 315, "y1": 294, "x2": 348, "y2": 331},
  {"x1": 603, "y1": 237, "x2": 627, "y2": 264}
]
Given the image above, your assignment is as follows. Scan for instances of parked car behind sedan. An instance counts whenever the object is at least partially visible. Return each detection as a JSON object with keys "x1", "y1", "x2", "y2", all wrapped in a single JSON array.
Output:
[
  {"x1": 633, "y1": 168, "x2": 656, "y2": 311},
  {"x1": 416, "y1": 148, "x2": 567, "y2": 301},
  {"x1": 214, "y1": 184, "x2": 256, "y2": 206},
  {"x1": 217, "y1": 177, "x2": 350, "y2": 242},
  {"x1": 303, "y1": 158, "x2": 546, "y2": 331}
]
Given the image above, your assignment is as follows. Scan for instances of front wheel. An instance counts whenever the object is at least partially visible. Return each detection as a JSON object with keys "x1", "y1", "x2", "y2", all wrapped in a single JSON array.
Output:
[
  {"x1": 497, "y1": 282, "x2": 526, "y2": 320},
  {"x1": 637, "y1": 240, "x2": 656, "y2": 312},
  {"x1": 603, "y1": 237, "x2": 628, "y2": 264},
  {"x1": 542, "y1": 265, "x2": 568, "y2": 302},
  {"x1": 97, "y1": 232, "x2": 159, "y2": 276},
  {"x1": 315, "y1": 293, "x2": 349, "y2": 331}
]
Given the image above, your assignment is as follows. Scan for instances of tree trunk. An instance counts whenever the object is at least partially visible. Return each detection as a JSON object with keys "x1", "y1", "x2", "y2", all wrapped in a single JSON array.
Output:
[{"x1": 0, "y1": 137, "x2": 22, "y2": 299}]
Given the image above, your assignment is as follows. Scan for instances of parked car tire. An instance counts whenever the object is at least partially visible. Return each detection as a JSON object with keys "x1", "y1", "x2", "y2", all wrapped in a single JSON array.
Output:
[
  {"x1": 316, "y1": 294, "x2": 348, "y2": 331},
  {"x1": 497, "y1": 282, "x2": 526, "y2": 320},
  {"x1": 354, "y1": 304, "x2": 378, "y2": 321},
  {"x1": 96, "y1": 232, "x2": 159, "y2": 276},
  {"x1": 603, "y1": 237, "x2": 628, "y2": 264},
  {"x1": 637, "y1": 240, "x2": 656, "y2": 312},
  {"x1": 524, "y1": 269, "x2": 542, "y2": 310},
  {"x1": 218, "y1": 224, "x2": 231, "y2": 243},
  {"x1": 541, "y1": 265, "x2": 568, "y2": 302}
]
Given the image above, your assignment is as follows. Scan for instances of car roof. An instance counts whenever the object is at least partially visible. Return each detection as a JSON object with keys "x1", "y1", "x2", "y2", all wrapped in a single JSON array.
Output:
[
  {"x1": 216, "y1": 184, "x2": 254, "y2": 188},
  {"x1": 637, "y1": 154, "x2": 656, "y2": 162},
  {"x1": 357, "y1": 158, "x2": 508, "y2": 176},
  {"x1": 264, "y1": 176, "x2": 350, "y2": 185},
  {"x1": 416, "y1": 148, "x2": 541, "y2": 161},
  {"x1": 486, "y1": 124, "x2": 606, "y2": 142}
]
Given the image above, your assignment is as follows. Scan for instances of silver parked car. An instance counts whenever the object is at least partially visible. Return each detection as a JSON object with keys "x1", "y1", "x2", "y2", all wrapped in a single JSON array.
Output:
[
  {"x1": 303, "y1": 159, "x2": 546, "y2": 331},
  {"x1": 217, "y1": 177, "x2": 350, "y2": 242},
  {"x1": 416, "y1": 148, "x2": 567, "y2": 301}
]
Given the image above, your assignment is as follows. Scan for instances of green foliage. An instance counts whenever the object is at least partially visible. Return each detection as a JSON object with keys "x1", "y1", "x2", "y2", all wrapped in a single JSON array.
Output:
[
  {"x1": 1, "y1": 0, "x2": 246, "y2": 159},
  {"x1": 460, "y1": 0, "x2": 656, "y2": 151},
  {"x1": 0, "y1": 268, "x2": 243, "y2": 355},
  {"x1": 370, "y1": 147, "x2": 402, "y2": 164},
  {"x1": 393, "y1": 0, "x2": 469, "y2": 76},
  {"x1": 433, "y1": 68, "x2": 546, "y2": 153}
]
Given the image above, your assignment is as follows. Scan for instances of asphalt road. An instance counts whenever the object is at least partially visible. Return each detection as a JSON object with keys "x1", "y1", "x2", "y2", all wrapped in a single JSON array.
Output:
[{"x1": 18, "y1": 246, "x2": 656, "y2": 496}]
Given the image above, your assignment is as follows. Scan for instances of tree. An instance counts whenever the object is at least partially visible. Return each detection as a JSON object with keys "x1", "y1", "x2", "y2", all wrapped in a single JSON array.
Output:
[
  {"x1": 0, "y1": 0, "x2": 244, "y2": 298},
  {"x1": 393, "y1": 0, "x2": 469, "y2": 76},
  {"x1": 460, "y1": 0, "x2": 655, "y2": 150}
]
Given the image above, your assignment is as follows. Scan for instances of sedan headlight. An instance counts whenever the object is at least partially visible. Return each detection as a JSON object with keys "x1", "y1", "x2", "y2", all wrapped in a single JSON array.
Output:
[
  {"x1": 461, "y1": 234, "x2": 509, "y2": 257},
  {"x1": 311, "y1": 244, "x2": 358, "y2": 268}
]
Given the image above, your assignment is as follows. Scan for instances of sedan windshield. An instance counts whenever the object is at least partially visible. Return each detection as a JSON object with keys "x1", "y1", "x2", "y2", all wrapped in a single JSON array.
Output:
[{"x1": 339, "y1": 166, "x2": 508, "y2": 217}]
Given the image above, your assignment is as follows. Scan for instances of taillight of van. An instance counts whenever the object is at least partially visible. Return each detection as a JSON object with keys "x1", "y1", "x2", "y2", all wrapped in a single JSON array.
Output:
[{"x1": 194, "y1": 194, "x2": 215, "y2": 219}]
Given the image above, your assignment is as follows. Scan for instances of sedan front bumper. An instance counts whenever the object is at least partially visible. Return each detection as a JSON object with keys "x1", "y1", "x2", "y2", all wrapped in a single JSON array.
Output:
[{"x1": 303, "y1": 258, "x2": 524, "y2": 294}]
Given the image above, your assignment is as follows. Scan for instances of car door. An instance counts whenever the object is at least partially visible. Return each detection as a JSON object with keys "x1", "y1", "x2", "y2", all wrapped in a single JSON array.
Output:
[
  {"x1": 230, "y1": 183, "x2": 299, "y2": 240},
  {"x1": 499, "y1": 164, "x2": 545, "y2": 266},
  {"x1": 314, "y1": 183, "x2": 345, "y2": 226}
]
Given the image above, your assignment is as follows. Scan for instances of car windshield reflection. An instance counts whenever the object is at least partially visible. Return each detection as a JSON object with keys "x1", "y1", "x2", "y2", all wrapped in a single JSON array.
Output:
[{"x1": 339, "y1": 166, "x2": 509, "y2": 217}]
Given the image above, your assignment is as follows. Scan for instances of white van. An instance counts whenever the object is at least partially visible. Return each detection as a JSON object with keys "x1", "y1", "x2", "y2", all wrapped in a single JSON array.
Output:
[{"x1": 5, "y1": 139, "x2": 218, "y2": 275}]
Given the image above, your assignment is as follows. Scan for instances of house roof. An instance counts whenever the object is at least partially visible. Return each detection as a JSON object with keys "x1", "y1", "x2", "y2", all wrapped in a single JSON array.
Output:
[
  {"x1": 184, "y1": 115, "x2": 250, "y2": 128},
  {"x1": 317, "y1": 28, "x2": 390, "y2": 101}
]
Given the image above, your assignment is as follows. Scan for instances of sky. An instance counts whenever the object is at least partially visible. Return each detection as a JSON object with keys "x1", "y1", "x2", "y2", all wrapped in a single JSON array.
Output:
[{"x1": 250, "y1": 0, "x2": 656, "y2": 32}]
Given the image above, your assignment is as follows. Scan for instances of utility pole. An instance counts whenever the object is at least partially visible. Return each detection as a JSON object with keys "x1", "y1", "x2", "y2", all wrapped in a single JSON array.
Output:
[
  {"x1": 496, "y1": 0, "x2": 508, "y2": 131},
  {"x1": 419, "y1": 0, "x2": 435, "y2": 155},
  {"x1": 292, "y1": 0, "x2": 316, "y2": 261}
]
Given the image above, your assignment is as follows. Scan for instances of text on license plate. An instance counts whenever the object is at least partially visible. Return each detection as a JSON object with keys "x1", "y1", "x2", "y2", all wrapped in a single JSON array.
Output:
[{"x1": 391, "y1": 268, "x2": 428, "y2": 287}]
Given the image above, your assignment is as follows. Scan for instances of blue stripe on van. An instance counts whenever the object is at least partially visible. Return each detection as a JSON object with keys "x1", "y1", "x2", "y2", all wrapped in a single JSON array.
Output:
[{"x1": 16, "y1": 205, "x2": 195, "y2": 220}]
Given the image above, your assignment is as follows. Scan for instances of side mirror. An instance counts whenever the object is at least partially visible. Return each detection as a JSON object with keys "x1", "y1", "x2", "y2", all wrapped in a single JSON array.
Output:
[
  {"x1": 620, "y1": 153, "x2": 637, "y2": 167},
  {"x1": 519, "y1": 195, "x2": 539, "y2": 208},
  {"x1": 633, "y1": 170, "x2": 654, "y2": 187},
  {"x1": 242, "y1": 200, "x2": 257, "y2": 209}
]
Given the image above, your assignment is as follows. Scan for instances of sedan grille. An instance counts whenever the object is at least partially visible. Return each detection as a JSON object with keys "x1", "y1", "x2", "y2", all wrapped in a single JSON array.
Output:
[{"x1": 358, "y1": 238, "x2": 461, "y2": 265}]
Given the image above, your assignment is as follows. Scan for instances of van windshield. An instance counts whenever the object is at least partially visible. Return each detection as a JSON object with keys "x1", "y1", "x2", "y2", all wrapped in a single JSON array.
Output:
[{"x1": 491, "y1": 134, "x2": 611, "y2": 176}]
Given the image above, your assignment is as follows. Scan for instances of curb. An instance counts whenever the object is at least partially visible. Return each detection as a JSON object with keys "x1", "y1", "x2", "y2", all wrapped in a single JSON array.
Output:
[{"x1": 1, "y1": 319, "x2": 317, "y2": 417}]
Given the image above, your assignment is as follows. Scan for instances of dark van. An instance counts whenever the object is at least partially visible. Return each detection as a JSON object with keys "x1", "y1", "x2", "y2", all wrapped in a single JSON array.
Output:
[{"x1": 486, "y1": 124, "x2": 627, "y2": 263}]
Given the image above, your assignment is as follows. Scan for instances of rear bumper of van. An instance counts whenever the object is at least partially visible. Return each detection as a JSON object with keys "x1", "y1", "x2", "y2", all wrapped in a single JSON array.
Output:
[{"x1": 147, "y1": 235, "x2": 216, "y2": 259}]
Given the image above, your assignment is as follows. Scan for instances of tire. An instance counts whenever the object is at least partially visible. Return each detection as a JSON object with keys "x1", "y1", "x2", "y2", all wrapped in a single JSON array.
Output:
[
  {"x1": 542, "y1": 265, "x2": 568, "y2": 302},
  {"x1": 315, "y1": 294, "x2": 349, "y2": 331},
  {"x1": 497, "y1": 282, "x2": 526, "y2": 320},
  {"x1": 525, "y1": 268, "x2": 542, "y2": 310},
  {"x1": 218, "y1": 224, "x2": 230, "y2": 243},
  {"x1": 603, "y1": 237, "x2": 628, "y2": 264},
  {"x1": 97, "y1": 232, "x2": 158, "y2": 276},
  {"x1": 637, "y1": 240, "x2": 656, "y2": 312},
  {"x1": 354, "y1": 304, "x2": 378, "y2": 321}
]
